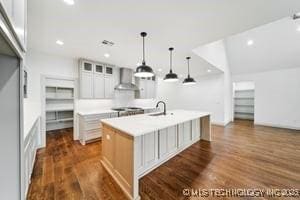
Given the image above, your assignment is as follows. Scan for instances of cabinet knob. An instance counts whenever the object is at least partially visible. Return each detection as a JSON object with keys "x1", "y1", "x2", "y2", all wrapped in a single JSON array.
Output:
[{"x1": 106, "y1": 134, "x2": 110, "y2": 140}]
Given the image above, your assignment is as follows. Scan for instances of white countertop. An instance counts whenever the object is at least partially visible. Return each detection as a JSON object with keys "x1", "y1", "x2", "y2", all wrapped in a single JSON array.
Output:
[
  {"x1": 77, "y1": 110, "x2": 118, "y2": 116},
  {"x1": 101, "y1": 110, "x2": 210, "y2": 137},
  {"x1": 77, "y1": 107, "x2": 156, "y2": 116}
]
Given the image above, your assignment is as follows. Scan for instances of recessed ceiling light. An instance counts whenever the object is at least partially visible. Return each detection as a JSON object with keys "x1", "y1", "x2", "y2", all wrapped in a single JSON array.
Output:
[
  {"x1": 104, "y1": 53, "x2": 110, "y2": 58},
  {"x1": 158, "y1": 68, "x2": 162, "y2": 72},
  {"x1": 207, "y1": 69, "x2": 212, "y2": 73},
  {"x1": 56, "y1": 40, "x2": 64, "y2": 45},
  {"x1": 247, "y1": 40, "x2": 254, "y2": 46},
  {"x1": 63, "y1": 0, "x2": 74, "y2": 5}
]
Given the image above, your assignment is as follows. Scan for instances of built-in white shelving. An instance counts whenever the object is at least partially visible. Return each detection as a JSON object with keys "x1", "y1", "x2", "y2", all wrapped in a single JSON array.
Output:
[
  {"x1": 45, "y1": 84, "x2": 75, "y2": 131},
  {"x1": 234, "y1": 89, "x2": 254, "y2": 120}
]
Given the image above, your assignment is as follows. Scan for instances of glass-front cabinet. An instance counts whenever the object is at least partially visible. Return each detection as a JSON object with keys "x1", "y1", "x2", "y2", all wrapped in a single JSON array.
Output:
[{"x1": 0, "y1": 0, "x2": 27, "y2": 49}]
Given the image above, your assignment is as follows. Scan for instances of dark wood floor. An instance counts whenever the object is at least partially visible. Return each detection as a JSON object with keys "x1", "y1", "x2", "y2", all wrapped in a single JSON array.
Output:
[{"x1": 27, "y1": 120, "x2": 300, "y2": 200}]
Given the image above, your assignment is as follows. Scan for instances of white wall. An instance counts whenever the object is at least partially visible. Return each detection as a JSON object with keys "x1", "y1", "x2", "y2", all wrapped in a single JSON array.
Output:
[
  {"x1": 193, "y1": 40, "x2": 233, "y2": 124},
  {"x1": 24, "y1": 50, "x2": 77, "y2": 138},
  {"x1": 233, "y1": 67, "x2": 300, "y2": 129},
  {"x1": 233, "y1": 81, "x2": 255, "y2": 91},
  {"x1": 154, "y1": 75, "x2": 226, "y2": 125}
]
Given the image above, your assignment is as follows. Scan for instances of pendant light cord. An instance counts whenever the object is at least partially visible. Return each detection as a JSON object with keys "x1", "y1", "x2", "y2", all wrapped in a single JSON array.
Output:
[
  {"x1": 170, "y1": 49, "x2": 172, "y2": 72},
  {"x1": 169, "y1": 47, "x2": 174, "y2": 72},
  {"x1": 187, "y1": 57, "x2": 191, "y2": 77},
  {"x1": 142, "y1": 35, "x2": 145, "y2": 64}
]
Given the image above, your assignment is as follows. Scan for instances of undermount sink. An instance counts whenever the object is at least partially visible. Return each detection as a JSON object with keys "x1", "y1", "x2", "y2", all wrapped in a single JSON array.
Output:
[{"x1": 149, "y1": 112, "x2": 173, "y2": 117}]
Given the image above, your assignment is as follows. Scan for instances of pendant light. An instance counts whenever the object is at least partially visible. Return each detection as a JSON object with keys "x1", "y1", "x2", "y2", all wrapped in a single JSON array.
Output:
[
  {"x1": 164, "y1": 47, "x2": 179, "y2": 82},
  {"x1": 183, "y1": 57, "x2": 196, "y2": 85},
  {"x1": 134, "y1": 32, "x2": 154, "y2": 77}
]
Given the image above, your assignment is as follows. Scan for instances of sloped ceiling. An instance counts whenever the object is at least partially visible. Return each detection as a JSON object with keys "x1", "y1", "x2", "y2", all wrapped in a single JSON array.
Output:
[
  {"x1": 225, "y1": 17, "x2": 300, "y2": 74},
  {"x1": 27, "y1": 0, "x2": 300, "y2": 77}
]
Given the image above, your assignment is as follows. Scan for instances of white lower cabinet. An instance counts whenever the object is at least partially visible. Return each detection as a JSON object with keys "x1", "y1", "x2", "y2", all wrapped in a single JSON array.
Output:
[
  {"x1": 143, "y1": 132, "x2": 158, "y2": 167},
  {"x1": 78, "y1": 112, "x2": 116, "y2": 145},
  {"x1": 159, "y1": 129, "x2": 168, "y2": 158},
  {"x1": 167, "y1": 126, "x2": 177, "y2": 153},
  {"x1": 137, "y1": 119, "x2": 201, "y2": 177},
  {"x1": 192, "y1": 119, "x2": 201, "y2": 140}
]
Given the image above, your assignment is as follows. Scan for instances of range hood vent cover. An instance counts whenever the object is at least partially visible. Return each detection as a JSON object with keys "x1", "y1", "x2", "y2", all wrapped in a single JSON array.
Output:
[{"x1": 115, "y1": 68, "x2": 139, "y2": 90}]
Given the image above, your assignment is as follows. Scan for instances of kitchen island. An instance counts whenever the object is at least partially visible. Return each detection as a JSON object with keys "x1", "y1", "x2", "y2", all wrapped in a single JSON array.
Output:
[{"x1": 100, "y1": 110, "x2": 211, "y2": 200}]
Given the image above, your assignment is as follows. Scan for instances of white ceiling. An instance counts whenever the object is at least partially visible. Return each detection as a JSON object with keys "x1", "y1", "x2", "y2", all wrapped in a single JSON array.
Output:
[
  {"x1": 225, "y1": 17, "x2": 300, "y2": 74},
  {"x1": 27, "y1": 0, "x2": 300, "y2": 77}
]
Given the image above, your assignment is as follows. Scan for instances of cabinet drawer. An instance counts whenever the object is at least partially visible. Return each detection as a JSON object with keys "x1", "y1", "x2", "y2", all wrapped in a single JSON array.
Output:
[
  {"x1": 85, "y1": 129, "x2": 102, "y2": 140},
  {"x1": 84, "y1": 120, "x2": 101, "y2": 130}
]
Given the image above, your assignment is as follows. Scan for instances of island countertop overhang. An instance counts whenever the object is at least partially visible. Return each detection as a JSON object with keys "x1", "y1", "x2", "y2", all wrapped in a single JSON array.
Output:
[{"x1": 101, "y1": 109, "x2": 210, "y2": 137}]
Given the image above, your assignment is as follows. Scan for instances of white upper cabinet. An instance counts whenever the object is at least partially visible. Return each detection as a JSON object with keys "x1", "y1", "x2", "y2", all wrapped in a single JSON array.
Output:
[
  {"x1": 80, "y1": 72, "x2": 93, "y2": 99},
  {"x1": 94, "y1": 73, "x2": 105, "y2": 98},
  {"x1": 0, "y1": 0, "x2": 27, "y2": 50},
  {"x1": 79, "y1": 59, "x2": 117, "y2": 99},
  {"x1": 104, "y1": 75, "x2": 114, "y2": 99},
  {"x1": 135, "y1": 77, "x2": 156, "y2": 99}
]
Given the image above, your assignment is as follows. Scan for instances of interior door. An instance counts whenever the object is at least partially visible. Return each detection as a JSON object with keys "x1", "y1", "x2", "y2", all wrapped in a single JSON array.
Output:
[{"x1": 0, "y1": 54, "x2": 21, "y2": 200}]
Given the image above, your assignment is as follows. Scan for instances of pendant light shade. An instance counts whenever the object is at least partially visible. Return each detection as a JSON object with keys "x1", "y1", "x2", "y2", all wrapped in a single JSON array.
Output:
[
  {"x1": 134, "y1": 32, "x2": 154, "y2": 77},
  {"x1": 183, "y1": 57, "x2": 196, "y2": 85},
  {"x1": 164, "y1": 47, "x2": 179, "y2": 82}
]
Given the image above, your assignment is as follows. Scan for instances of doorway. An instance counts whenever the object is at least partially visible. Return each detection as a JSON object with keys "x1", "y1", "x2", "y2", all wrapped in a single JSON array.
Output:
[
  {"x1": 233, "y1": 81, "x2": 255, "y2": 122},
  {"x1": 41, "y1": 76, "x2": 76, "y2": 147}
]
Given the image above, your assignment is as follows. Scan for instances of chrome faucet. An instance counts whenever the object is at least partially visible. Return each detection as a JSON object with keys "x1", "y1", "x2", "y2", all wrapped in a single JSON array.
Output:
[{"x1": 156, "y1": 101, "x2": 166, "y2": 115}]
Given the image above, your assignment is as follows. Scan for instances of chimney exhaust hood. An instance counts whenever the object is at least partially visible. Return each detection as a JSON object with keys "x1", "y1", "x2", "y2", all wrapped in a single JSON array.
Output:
[{"x1": 115, "y1": 68, "x2": 139, "y2": 91}]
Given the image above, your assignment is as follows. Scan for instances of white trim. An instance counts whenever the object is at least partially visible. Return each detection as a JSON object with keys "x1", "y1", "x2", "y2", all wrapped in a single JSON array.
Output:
[
  {"x1": 40, "y1": 75, "x2": 77, "y2": 147},
  {"x1": 254, "y1": 122, "x2": 300, "y2": 130},
  {"x1": 211, "y1": 121, "x2": 226, "y2": 126}
]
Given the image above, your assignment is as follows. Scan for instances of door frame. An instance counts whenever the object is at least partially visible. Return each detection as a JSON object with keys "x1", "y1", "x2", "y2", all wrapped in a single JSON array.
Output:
[{"x1": 40, "y1": 75, "x2": 77, "y2": 147}]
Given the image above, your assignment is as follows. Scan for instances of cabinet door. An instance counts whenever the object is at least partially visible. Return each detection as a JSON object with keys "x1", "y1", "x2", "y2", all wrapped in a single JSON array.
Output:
[
  {"x1": 105, "y1": 65, "x2": 114, "y2": 75},
  {"x1": 104, "y1": 76, "x2": 114, "y2": 99},
  {"x1": 12, "y1": 0, "x2": 26, "y2": 47},
  {"x1": 183, "y1": 121, "x2": 191, "y2": 143},
  {"x1": 144, "y1": 132, "x2": 158, "y2": 166},
  {"x1": 81, "y1": 61, "x2": 93, "y2": 73},
  {"x1": 167, "y1": 126, "x2": 177, "y2": 153},
  {"x1": 80, "y1": 72, "x2": 93, "y2": 98},
  {"x1": 177, "y1": 123, "x2": 184, "y2": 147},
  {"x1": 158, "y1": 128, "x2": 168, "y2": 159},
  {"x1": 139, "y1": 79, "x2": 147, "y2": 99},
  {"x1": 94, "y1": 73, "x2": 105, "y2": 98},
  {"x1": 192, "y1": 119, "x2": 200, "y2": 140},
  {"x1": 94, "y1": 63, "x2": 104, "y2": 74}
]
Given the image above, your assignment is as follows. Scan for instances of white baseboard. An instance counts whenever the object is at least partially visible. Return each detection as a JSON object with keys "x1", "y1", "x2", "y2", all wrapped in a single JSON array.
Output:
[
  {"x1": 254, "y1": 122, "x2": 300, "y2": 130},
  {"x1": 212, "y1": 120, "x2": 232, "y2": 127}
]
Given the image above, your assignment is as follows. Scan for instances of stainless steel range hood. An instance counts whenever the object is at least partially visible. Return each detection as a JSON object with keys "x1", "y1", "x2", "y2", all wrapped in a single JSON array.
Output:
[{"x1": 114, "y1": 68, "x2": 138, "y2": 90}]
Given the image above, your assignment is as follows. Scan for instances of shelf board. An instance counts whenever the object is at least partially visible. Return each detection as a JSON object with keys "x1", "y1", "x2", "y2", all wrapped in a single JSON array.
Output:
[
  {"x1": 234, "y1": 111, "x2": 254, "y2": 115},
  {"x1": 235, "y1": 89, "x2": 254, "y2": 92},
  {"x1": 46, "y1": 108, "x2": 74, "y2": 112},
  {"x1": 46, "y1": 97, "x2": 74, "y2": 100},
  {"x1": 235, "y1": 104, "x2": 254, "y2": 107},
  {"x1": 234, "y1": 97, "x2": 254, "y2": 99},
  {"x1": 46, "y1": 118, "x2": 74, "y2": 124}
]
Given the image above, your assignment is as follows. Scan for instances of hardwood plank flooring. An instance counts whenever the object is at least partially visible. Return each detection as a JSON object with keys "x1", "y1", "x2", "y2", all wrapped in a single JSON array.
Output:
[{"x1": 27, "y1": 121, "x2": 300, "y2": 200}]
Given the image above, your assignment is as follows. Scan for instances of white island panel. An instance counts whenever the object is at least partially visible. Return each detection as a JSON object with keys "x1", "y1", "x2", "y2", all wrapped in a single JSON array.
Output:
[{"x1": 101, "y1": 110, "x2": 211, "y2": 200}]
